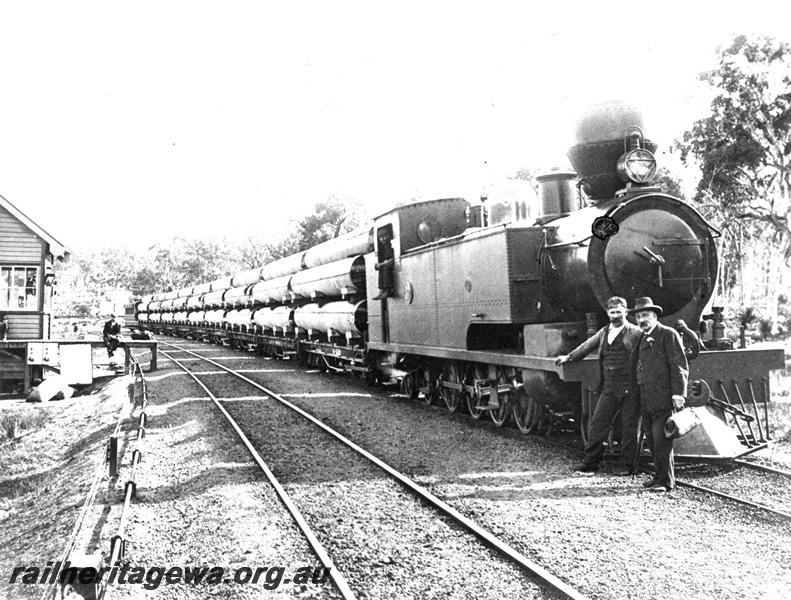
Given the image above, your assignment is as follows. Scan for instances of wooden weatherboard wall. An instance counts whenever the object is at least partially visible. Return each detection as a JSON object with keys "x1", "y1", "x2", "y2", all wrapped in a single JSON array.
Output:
[
  {"x1": 0, "y1": 203, "x2": 45, "y2": 261},
  {"x1": 1, "y1": 203, "x2": 46, "y2": 340}
]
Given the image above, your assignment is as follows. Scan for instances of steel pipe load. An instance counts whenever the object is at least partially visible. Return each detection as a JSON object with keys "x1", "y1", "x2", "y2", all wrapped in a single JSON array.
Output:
[
  {"x1": 231, "y1": 267, "x2": 264, "y2": 288},
  {"x1": 259, "y1": 253, "x2": 304, "y2": 281},
  {"x1": 137, "y1": 312, "x2": 149, "y2": 323},
  {"x1": 289, "y1": 256, "x2": 367, "y2": 300},
  {"x1": 204, "y1": 309, "x2": 226, "y2": 326},
  {"x1": 187, "y1": 311, "x2": 206, "y2": 325},
  {"x1": 250, "y1": 275, "x2": 291, "y2": 305},
  {"x1": 203, "y1": 289, "x2": 226, "y2": 309},
  {"x1": 148, "y1": 312, "x2": 162, "y2": 323},
  {"x1": 252, "y1": 306, "x2": 293, "y2": 332},
  {"x1": 209, "y1": 276, "x2": 233, "y2": 292},
  {"x1": 302, "y1": 227, "x2": 373, "y2": 269},
  {"x1": 161, "y1": 312, "x2": 175, "y2": 323},
  {"x1": 224, "y1": 285, "x2": 253, "y2": 308},
  {"x1": 192, "y1": 282, "x2": 212, "y2": 295},
  {"x1": 224, "y1": 309, "x2": 240, "y2": 328},
  {"x1": 159, "y1": 299, "x2": 176, "y2": 312},
  {"x1": 173, "y1": 311, "x2": 189, "y2": 323},
  {"x1": 186, "y1": 295, "x2": 204, "y2": 310},
  {"x1": 293, "y1": 301, "x2": 367, "y2": 337},
  {"x1": 227, "y1": 308, "x2": 253, "y2": 331}
]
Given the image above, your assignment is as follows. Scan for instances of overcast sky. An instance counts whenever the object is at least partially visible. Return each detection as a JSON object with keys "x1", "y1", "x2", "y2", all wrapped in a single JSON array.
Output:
[{"x1": 1, "y1": 1, "x2": 788, "y2": 253}]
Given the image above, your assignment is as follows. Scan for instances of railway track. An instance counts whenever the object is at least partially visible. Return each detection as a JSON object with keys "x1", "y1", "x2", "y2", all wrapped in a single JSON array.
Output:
[
  {"x1": 153, "y1": 338, "x2": 791, "y2": 524},
  {"x1": 157, "y1": 341, "x2": 588, "y2": 600}
]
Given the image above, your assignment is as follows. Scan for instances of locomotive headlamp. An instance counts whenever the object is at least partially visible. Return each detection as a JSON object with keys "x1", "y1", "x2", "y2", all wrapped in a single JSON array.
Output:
[{"x1": 616, "y1": 147, "x2": 657, "y2": 184}]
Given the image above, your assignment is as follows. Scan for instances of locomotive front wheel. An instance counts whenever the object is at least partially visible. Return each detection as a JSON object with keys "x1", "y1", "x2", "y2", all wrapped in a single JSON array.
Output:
[{"x1": 512, "y1": 388, "x2": 538, "y2": 434}]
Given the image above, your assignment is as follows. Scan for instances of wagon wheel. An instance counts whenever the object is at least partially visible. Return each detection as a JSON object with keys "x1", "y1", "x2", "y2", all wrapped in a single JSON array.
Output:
[
  {"x1": 489, "y1": 368, "x2": 510, "y2": 428},
  {"x1": 466, "y1": 364, "x2": 486, "y2": 421},
  {"x1": 438, "y1": 362, "x2": 462, "y2": 413},
  {"x1": 414, "y1": 365, "x2": 434, "y2": 406},
  {"x1": 512, "y1": 387, "x2": 539, "y2": 434}
]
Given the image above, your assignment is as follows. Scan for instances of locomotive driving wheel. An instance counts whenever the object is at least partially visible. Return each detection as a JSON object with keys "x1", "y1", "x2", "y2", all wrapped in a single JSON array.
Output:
[
  {"x1": 512, "y1": 387, "x2": 538, "y2": 434},
  {"x1": 438, "y1": 362, "x2": 462, "y2": 412},
  {"x1": 465, "y1": 364, "x2": 486, "y2": 420},
  {"x1": 489, "y1": 368, "x2": 510, "y2": 428}
]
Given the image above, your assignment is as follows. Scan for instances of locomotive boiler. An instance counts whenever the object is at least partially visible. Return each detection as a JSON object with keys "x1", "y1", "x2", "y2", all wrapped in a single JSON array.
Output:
[{"x1": 136, "y1": 102, "x2": 784, "y2": 457}]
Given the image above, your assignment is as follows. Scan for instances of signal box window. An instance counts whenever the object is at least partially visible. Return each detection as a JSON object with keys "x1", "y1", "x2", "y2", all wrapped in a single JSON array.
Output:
[{"x1": 0, "y1": 266, "x2": 38, "y2": 310}]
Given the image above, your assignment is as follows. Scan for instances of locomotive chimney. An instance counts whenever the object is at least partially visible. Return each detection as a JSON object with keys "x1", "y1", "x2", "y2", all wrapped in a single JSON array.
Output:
[
  {"x1": 535, "y1": 170, "x2": 578, "y2": 218},
  {"x1": 567, "y1": 101, "x2": 657, "y2": 201}
]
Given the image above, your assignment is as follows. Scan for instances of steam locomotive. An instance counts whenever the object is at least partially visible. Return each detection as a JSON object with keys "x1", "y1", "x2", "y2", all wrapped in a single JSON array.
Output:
[{"x1": 136, "y1": 103, "x2": 784, "y2": 458}]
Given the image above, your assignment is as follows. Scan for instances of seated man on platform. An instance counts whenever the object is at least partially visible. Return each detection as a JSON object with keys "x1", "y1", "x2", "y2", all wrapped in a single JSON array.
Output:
[{"x1": 103, "y1": 314, "x2": 122, "y2": 361}]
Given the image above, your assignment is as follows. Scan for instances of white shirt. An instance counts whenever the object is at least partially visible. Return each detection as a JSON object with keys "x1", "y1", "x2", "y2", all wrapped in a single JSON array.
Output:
[{"x1": 607, "y1": 323, "x2": 626, "y2": 344}]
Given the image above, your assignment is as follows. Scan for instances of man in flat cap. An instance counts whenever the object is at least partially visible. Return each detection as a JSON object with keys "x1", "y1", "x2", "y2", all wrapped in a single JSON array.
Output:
[
  {"x1": 103, "y1": 313, "x2": 122, "y2": 362},
  {"x1": 556, "y1": 296, "x2": 643, "y2": 472},
  {"x1": 631, "y1": 297, "x2": 688, "y2": 492}
]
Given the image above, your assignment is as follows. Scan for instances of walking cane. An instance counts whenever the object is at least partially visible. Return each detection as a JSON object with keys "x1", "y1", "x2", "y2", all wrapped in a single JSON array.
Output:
[{"x1": 632, "y1": 416, "x2": 645, "y2": 477}]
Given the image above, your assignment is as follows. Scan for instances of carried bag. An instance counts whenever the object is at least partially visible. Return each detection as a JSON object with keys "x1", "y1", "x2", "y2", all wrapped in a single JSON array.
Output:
[{"x1": 664, "y1": 407, "x2": 701, "y2": 439}]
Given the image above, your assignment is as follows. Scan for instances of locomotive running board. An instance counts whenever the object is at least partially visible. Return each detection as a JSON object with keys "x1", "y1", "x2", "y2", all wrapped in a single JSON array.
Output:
[{"x1": 366, "y1": 342, "x2": 561, "y2": 372}]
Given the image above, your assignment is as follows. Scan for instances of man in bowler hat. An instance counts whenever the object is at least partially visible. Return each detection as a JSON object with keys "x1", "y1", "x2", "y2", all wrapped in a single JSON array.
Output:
[
  {"x1": 556, "y1": 296, "x2": 643, "y2": 472},
  {"x1": 631, "y1": 297, "x2": 688, "y2": 491}
]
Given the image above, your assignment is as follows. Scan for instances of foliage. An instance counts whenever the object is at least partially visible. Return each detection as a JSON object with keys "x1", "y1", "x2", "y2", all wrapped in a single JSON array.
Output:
[
  {"x1": 677, "y1": 35, "x2": 791, "y2": 329},
  {"x1": 677, "y1": 35, "x2": 791, "y2": 259},
  {"x1": 291, "y1": 198, "x2": 361, "y2": 252},
  {"x1": 738, "y1": 306, "x2": 757, "y2": 327},
  {"x1": 654, "y1": 167, "x2": 685, "y2": 199}
]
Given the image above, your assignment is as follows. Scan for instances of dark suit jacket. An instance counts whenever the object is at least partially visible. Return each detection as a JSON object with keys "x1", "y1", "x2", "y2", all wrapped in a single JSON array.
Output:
[
  {"x1": 103, "y1": 320, "x2": 121, "y2": 337},
  {"x1": 567, "y1": 322, "x2": 643, "y2": 392},
  {"x1": 633, "y1": 322, "x2": 689, "y2": 412}
]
